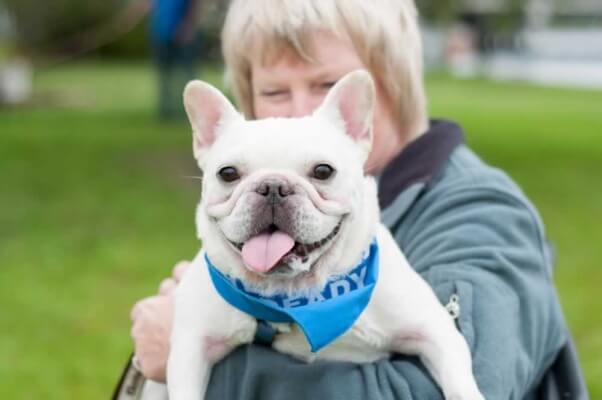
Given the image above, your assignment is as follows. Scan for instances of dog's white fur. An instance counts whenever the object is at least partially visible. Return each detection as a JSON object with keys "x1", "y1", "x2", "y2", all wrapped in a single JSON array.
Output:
[{"x1": 163, "y1": 71, "x2": 484, "y2": 400}]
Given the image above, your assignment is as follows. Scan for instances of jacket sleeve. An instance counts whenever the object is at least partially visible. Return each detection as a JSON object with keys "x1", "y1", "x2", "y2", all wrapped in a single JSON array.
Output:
[{"x1": 204, "y1": 183, "x2": 568, "y2": 400}]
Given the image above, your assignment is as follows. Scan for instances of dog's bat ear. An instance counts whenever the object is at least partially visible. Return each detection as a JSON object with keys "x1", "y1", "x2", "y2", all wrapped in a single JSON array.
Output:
[
  {"x1": 183, "y1": 80, "x2": 241, "y2": 161},
  {"x1": 315, "y1": 70, "x2": 375, "y2": 155}
]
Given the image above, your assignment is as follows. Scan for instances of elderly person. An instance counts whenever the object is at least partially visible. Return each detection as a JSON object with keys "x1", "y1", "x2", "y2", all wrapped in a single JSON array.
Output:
[{"x1": 128, "y1": 1, "x2": 581, "y2": 399}]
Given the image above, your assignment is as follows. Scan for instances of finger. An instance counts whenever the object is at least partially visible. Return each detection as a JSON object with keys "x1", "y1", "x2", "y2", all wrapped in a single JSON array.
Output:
[
  {"x1": 159, "y1": 278, "x2": 177, "y2": 295},
  {"x1": 172, "y1": 260, "x2": 191, "y2": 282},
  {"x1": 130, "y1": 295, "x2": 160, "y2": 321},
  {"x1": 130, "y1": 300, "x2": 145, "y2": 321},
  {"x1": 130, "y1": 321, "x2": 143, "y2": 340}
]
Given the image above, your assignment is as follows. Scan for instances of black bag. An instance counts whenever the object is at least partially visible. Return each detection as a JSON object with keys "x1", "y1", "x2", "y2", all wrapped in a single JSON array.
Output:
[{"x1": 536, "y1": 337, "x2": 589, "y2": 400}]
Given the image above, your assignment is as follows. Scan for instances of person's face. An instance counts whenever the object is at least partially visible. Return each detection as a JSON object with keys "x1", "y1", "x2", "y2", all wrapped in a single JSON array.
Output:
[
  {"x1": 250, "y1": 32, "x2": 404, "y2": 173},
  {"x1": 251, "y1": 33, "x2": 364, "y2": 119}
]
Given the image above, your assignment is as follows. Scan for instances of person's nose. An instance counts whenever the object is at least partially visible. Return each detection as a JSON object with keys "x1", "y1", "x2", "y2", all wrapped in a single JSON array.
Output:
[{"x1": 289, "y1": 91, "x2": 323, "y2": 117}]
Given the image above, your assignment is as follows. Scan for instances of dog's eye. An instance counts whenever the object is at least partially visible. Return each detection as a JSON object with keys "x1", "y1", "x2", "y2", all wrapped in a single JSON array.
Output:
[
  {"x1": 312, "y1": 164, "x2": 335, "y2": 180},
  {"x1": 217, "y1": 166, "x2": 240, "y2": 183}
]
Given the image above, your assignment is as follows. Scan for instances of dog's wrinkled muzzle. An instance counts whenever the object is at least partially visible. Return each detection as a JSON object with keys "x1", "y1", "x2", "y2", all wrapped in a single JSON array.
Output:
[
  {"x1": 240, "y1": 178, "x2": 298, "y2": 273},
  {"x1": 255, "y1": 178, "x2": 295, "y2": 204}
]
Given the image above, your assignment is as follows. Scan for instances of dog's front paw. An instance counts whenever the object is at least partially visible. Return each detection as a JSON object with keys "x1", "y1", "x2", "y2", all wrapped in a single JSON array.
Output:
[{"x1": 272, "y1": 327, "x2": 315, "y2": 362}]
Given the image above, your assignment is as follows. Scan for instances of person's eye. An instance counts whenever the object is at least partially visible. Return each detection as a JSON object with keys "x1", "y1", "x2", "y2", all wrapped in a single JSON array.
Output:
[
  {"x1": 320, "y1": 81, "x2": 337, "y2": 90},
  {"x1": 261, "y1": 89, "x2": 288, "y2": 97}
]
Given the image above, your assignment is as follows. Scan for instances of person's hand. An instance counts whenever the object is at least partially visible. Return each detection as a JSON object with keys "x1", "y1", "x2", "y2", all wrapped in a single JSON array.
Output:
[{"x1": 130, "y1": 261, "x2": 191, "y2": 382}]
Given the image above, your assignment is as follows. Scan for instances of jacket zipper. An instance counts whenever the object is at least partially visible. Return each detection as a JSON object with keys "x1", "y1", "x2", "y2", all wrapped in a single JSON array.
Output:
[{"x1": 445, "y1": 294, "x2": 461, "y2": 320}]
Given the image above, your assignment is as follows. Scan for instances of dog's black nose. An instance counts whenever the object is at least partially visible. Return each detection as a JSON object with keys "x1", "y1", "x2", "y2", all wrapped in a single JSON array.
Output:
[{"x1": 256, "y1": 179, "x2": 294, "y2": 201}]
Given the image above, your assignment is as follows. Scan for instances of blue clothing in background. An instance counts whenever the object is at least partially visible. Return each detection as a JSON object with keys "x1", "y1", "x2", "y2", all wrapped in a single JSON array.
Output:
[
  {"x1": 149, "y1": 0, "x2": 201, "y2": 119},
  {"x1": 151, "y1": 0, "x2": 192, "y2": 43}
]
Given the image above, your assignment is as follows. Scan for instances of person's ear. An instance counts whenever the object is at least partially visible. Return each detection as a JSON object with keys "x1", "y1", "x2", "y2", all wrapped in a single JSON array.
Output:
[
  {"x1": 183, "y1": 80, "x2": 241, "y2": 162},
  {"x1": 314, "y1": 70, "x2": 375, "y2": 158}
]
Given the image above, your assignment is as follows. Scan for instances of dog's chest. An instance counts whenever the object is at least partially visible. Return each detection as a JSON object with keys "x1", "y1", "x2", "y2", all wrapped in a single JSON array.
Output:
[{"x1": 269, "y1": 316, "x2": 390, "y2": 363}]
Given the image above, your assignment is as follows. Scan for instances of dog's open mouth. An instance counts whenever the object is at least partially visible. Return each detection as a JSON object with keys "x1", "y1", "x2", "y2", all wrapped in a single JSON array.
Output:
[{"x1": 229, "y1": 222, "x2": 341, "y2": 274}]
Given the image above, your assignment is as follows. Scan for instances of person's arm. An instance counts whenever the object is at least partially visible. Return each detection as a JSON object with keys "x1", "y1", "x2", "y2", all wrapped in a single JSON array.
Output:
[
  {"x1": 201, "y1": 184, "x2": 568, "y2": 399},
  {"x1": 130, "y1": 261, "x2": 190, "y2": 382}
]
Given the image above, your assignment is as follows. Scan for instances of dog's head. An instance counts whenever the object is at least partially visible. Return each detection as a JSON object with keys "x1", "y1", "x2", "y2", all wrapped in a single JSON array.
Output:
[{"x1": 184, "y1": 71, "x2": 380, "y2": 294}]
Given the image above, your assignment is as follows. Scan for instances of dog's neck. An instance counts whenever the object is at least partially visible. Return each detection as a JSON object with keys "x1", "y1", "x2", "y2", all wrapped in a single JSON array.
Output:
[
  {"x1": 204, "y1": 239, "x2": 380, "y2": 352},
  {"x1": 202, "y1": 225, "x2": 376, "y2": 297}
]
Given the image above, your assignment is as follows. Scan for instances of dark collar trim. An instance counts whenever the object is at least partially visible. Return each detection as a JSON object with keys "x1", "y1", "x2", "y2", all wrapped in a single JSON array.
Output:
[{"x1": 378, "y1": 119, "x2": 464, "y2": 209}]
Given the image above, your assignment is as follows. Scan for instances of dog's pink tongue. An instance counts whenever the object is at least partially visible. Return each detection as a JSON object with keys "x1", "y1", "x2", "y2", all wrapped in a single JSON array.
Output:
[{"x1": 242, "y1": 230, "x2": 295, "y2": 273}]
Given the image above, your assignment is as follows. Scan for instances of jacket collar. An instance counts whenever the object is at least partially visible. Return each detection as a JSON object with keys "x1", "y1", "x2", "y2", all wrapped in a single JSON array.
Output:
[{"x1": 378, "y1": 119, "x2": 464, "y2": 210}]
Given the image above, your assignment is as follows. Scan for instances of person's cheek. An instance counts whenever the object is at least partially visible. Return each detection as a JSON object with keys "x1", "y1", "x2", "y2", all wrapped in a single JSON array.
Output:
[{"x1": 309, "y1": 93, "x2": 327, "y2": 113}]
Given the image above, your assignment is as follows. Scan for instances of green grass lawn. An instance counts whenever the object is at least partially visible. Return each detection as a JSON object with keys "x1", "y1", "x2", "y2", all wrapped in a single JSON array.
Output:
[{"x1": 1, "y1": 61, "x2": 600, "y2": 398}]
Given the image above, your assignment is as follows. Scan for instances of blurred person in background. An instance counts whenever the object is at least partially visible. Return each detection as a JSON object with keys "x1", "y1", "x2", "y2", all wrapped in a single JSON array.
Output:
[
  {"x1": 150, "y1": 0, "x2": 203, "y2": 119},
  {"x1": 126, "y1": 0, "x2": 587, "y2": 399}
]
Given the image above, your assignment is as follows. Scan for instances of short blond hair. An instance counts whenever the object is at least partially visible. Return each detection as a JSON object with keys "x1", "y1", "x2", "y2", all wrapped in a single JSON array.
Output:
[{"x1": 222, "y1": 0, "x2": 428, "y2": 139}]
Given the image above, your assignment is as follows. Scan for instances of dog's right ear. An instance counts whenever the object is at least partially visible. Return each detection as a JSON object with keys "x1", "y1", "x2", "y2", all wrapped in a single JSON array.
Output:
[
  {"x1": 183, "y1": 81, "x2": 241, "y2": 161},
  {"x1": 314, "y1": 70, "x2": 375, "y2": 162}
]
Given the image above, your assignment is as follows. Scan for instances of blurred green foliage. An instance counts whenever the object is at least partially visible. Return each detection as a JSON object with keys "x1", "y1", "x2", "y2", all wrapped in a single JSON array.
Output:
[
  {"x1": 0, "y1": 43, "x2": 12, "y2": 60},
  {"x1": 417, "y1": 0, "x2": 523, "y2": 27},
  {"x1": 416, "y1": 0, "x2": 460, "y2": 22},
  {"x1": 4, "y1": 0, "x2": 125, "y2": 50},
  {"x1": 0, "y1": 62, "x2": 600, "y2": 398},
  {"x1": 2, "y1": 0, "x2": 226, "y2": 59}
]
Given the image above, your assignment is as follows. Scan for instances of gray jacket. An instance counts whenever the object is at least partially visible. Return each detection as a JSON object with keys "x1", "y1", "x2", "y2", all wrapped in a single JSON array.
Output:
[{"x1": 201, "y1": 120, "x2": 571, "y2": 399}]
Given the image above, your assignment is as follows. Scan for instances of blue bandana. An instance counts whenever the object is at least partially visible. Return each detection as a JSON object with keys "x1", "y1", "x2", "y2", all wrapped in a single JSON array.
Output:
[{"x1": 205, "y1": 240, "x2": 379, "y2": 352}]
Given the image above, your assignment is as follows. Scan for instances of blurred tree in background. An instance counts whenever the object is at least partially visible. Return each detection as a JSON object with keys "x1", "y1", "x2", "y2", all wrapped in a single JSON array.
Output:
[
  {"x1": 1, "y1": 0, "x2": 227, "y2": 61},
  {"x1": 4, "y1": 0, "x2": 129, "y2": 55},
  {"x1": 418, "y1": 0, "x2": 461, "y2": 22},
  {"x1": 417, "y1": 0, "x2": 525, "y2": 53},
  {"x1": 2, "y1": 0, "x2": 532, "y2": 62}
]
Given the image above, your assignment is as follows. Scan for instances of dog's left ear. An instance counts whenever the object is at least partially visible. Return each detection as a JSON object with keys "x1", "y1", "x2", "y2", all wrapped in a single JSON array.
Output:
[
  {"x1": 183, "y1": 80, "x2": 241, "y2": 162},
  {"x1": 315, "y1": 70, "x2": 375, "y2": 158}
]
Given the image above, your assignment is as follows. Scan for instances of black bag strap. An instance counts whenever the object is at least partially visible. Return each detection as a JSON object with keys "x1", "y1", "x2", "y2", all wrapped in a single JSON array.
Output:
[
  {"x1": 112, "y1": 353, "x2": 147, "y2": 400},
  {"x1": 536, "y1": 335, "x2": 589, "y2": 399}
]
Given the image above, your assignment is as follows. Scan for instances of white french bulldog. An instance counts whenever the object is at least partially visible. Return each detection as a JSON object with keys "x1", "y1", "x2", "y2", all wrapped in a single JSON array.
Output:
[{"x1": 165, "y1": 70, "x2": 484, "y2": 400}]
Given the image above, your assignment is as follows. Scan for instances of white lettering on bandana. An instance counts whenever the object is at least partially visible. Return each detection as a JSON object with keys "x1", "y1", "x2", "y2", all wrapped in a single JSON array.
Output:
[{"x1": 206, "y1": 240, "x2": 379, "y2": 352}]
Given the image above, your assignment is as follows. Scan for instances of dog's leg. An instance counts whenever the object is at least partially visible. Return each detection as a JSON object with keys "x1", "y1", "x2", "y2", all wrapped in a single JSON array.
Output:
[
  {"x1": 167, "y1": 258, "x2": 214, "y2": 400},
  {"x1": 167, "y1": 332, "x2": 212, "y2": 400},
  {"x1": 382, "y1": 281, "x2": 484, "y2": 400},
  {"x1": 139, "y1": 380, "x2": 168, "y2": 400},
  {"x1": 168, "y1": 253, "x2": 257, "y2": 400},
  {"x1": 384, "y1": 289, "x2": 484, "y2": 400},
  {"x1": 371, "y1": 227, "x2": 483, "y2": 400},
  {"x1": 394, "y1": 318, "x2": 484, "y2": 400}
]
